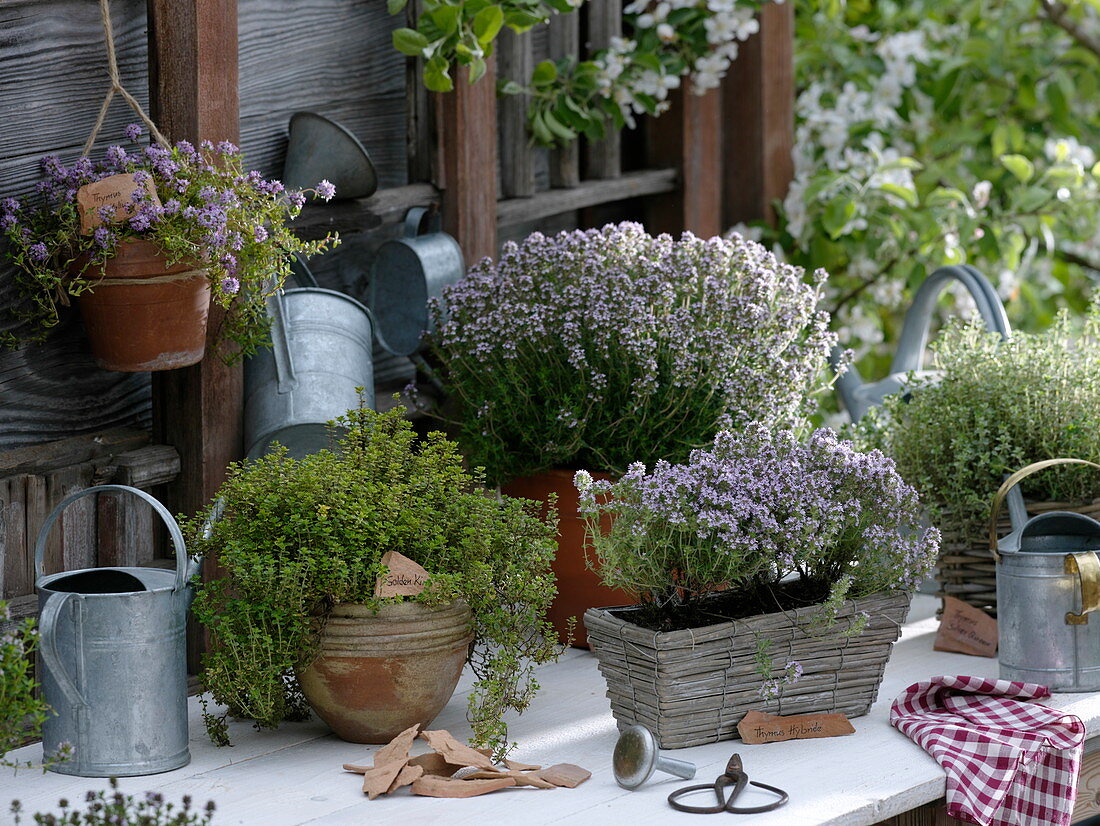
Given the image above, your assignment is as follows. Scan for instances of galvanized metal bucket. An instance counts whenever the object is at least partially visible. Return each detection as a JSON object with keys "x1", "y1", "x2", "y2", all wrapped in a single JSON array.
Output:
[
  {"x1": 369, "y1": 207, "x2": 465, "y2": 357},
  {"x1": 833, "y1": 264, "x2": 1011, "y2": 421},
  {"x1": 35, "y1": 484, "x2": 199, "y2": 776},
  {"x1": 244, "y1": 263, "x2": 375, "y2": 459},
  {"x1": 994, "y1": 459, "x2": 1100, "y2": 691}
]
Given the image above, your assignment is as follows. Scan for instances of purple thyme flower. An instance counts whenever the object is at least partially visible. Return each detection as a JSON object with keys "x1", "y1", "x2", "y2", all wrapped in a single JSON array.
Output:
[
  {"x1": 221, "y1": 276, "x2": 240, "y2": 295},
  {"x1": 28, "y1": 242, "x2": 48, "y2": 262},
  {"x1": 315, "y1": 179, "x2": 336, "y2": 201},
  {"x1": 124, "y1": 123, "x2": 143, "y2": 141}
]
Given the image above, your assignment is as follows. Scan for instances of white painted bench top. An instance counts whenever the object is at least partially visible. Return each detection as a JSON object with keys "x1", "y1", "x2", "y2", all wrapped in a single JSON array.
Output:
[{"x1": 6, "y1": 595, "x2": 1100, "y2": 825}]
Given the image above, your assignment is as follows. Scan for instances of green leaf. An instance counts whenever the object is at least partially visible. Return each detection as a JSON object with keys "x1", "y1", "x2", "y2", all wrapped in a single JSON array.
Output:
[
  {"x1": 531, "y1": 60, "x2": 558, "y2": 86},
  {"x1": 392, "y1": 28, "x2": 430, "y2": 57},
  {"x1": 468, "y1": 56, "x2": 488, "y2": 84},
  {"x1": 500, "y1": 80, "x2": 525, "y2": 96},
  {"x1": 878, "y1": 183, "x2": 918, "y2": 207},
  {"x1": 822, "y1": 197, "x2": 856, "y2": 240},
  {"x1": 1092, "y1": 161, "x2": 1100, "y2": 178},
  {"x1": 925, "y1": 187, "x2": 968, "y2": 207},
  {"x1": 424, "y1": 59, "x2": 453, "y2": 92},
  {"x1": 1000, "y1": 154, "x2": 1034, "y2": 183},
  {"x1": 542, "y1": 110, "x2": 577, "y2": 141},
  {"x1": 387, "y1": 0, "x2": 408, "y2": 14},
  {"x1": 430, "y1": 4, "x2": 462, "y2": 35},
  {"x1": 472, "y1": 6, "x2": 504, "y2": 45},
  {"x1": 1015, "y1": 186, "x2": 1050, "y2": 213}
]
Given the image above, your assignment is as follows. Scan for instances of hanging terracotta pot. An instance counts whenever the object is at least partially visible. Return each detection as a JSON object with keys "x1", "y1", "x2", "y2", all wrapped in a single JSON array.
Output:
[
  {"x1": 76, "y1": 239, "x2": 210, "y2": 372},
  {"x1": 501, "y1": 469, "x2": 634, "y2": 649},
  {"x1": 298, "y1": 600, "x2": 474, "y2": 743}
]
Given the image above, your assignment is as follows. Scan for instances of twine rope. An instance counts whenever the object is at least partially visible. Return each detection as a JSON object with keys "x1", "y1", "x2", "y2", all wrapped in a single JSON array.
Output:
[
  {"x1": 82, "y1": 0, "x2": 171, "y2": 156},
  {"x1": 90, "y1": 269, "x2": 207, "y2": 287}
]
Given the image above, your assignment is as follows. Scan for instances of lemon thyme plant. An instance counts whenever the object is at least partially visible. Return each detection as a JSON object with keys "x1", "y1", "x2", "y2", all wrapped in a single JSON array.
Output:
[
  {"x1": 10, "y1": 778, "x2": 216, "y2": 826},
  {"x1": 0, "y1": 600, "x2": 64, "y2": 770},
  {"x1": 423, "y1": 222, "x2": 837, "y2": 485},
  {"x1": 854, "y1": 306, "x2": 1100, "y2": 542},
  {"x1": 186, "y1": 404, "x2": 559, "y2": 755},
  {"x1": 575, "y1": 424, "x2": 940, "y2": 631},
  {"x1": 0, "y1": 124, "x2": 338, "y2": 358}
]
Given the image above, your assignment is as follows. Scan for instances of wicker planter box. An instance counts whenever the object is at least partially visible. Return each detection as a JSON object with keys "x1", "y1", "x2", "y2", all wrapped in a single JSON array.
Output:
[
  {"x1": 584, "y1": 590, "x2": 911, "y2": 749},
  {"x1": 937, "y1": 498, "x2": 1100, "y2": 617}
]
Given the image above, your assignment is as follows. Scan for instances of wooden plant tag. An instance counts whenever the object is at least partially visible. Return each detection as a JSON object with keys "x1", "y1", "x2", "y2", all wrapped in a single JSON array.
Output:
[
  {"x1": 77, "y1": 173, "x2": 160, "y2": 233},
  {"x1": 374, "y1": 550, "x2": 431, "y2": 598},
  {"x1": 934, "y1": 596, "x2": 998, "y2": 658},
  {"x1": 737, "y1": 710, "x2": 855, "y2": 745}
]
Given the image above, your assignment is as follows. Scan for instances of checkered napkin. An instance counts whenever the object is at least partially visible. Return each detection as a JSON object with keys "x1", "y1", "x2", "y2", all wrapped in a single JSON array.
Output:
[{"x1": 889, "y1": 676, "x2": 1085, "y2": 826}]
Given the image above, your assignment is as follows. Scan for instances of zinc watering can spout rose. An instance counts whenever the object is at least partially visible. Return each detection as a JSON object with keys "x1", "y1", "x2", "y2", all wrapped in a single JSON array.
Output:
[{"x1": 834, "y1": 264, "x2": 1011, "y2": 422}]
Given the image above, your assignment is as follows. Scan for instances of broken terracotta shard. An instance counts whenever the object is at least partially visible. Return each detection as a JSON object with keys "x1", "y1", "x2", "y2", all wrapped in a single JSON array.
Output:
[
  {"x1": 411, "y1": 775, "x2": 517, "y2": 798},
  {"x1": 375, "y1": 723, "x2": 421, "y2": 767},
  {"x1": 536, "y1": 764, "x2": 592, "y2": 788},
  {"x1": 419, "y1": 729, "x2": 496, "y2": 770}
]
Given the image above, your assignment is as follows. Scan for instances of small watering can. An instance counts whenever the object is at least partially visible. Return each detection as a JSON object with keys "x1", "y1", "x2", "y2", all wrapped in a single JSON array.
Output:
[
  {"x1": 35, "y1": 485, "x2": 200, "y2": 776},
  {"x1": 369, "y1": 207, "x2": 465, "y2": 357},
  {"x1": 833, "y1": 265, "x2": 1011, "y2": 421},
  {"x1": 994, "y1": 459, "x2": 1100, "y2": 692},
  {"x1": 282, "y1": 111, "x2": 377, "y2": 200},
  {"x1": 244, "y1": 259, "x2": 375, "y2": 459}
]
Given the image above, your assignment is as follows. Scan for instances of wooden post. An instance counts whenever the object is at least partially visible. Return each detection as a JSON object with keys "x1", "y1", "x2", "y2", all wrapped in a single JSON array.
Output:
[
  {"x1": 549, "y1": 12, "x2": 581, "y2": 188},
  {"x1": 498, "y1": 28, "x2": 535, "y2": 199},
  {"x1": 584, "y1": 0, "x2": 622, "y2": 180},
  {"x1": 722, "y1": 1, "x2": 795, "y2": 226},
  {"x1": 146, "y1": 0, "x2": 242, "y2": 523},
  {"x1": 645, "y1": 87, "x2": 724, "y2": 237},
  {"x1": 438, "y1": 63, "x2": 498, "y2": 263}
]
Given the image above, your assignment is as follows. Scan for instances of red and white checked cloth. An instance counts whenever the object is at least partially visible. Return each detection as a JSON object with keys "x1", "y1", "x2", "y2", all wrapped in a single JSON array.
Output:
[{"x1": 890, "y1": 676, "x2": 1085, "y2": 826}]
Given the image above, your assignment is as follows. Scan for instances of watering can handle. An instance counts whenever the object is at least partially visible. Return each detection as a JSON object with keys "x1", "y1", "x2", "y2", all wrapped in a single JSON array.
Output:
[
  {"x1": 890, "y1": 265, "x2": 1010, "y2": 375},
  {"x1": 988, "y1": 459, "x2": 1100, "y2": 560},
  {"x1": 404, "y1": 206, "x2": 441, "y2": 237},
  {"x1": 290, "y1": 253, "x2": 319, "y2": 289},
  {"x1": 34, "y1": 484, "x2": 193, "y2": 593},
  {"x1": 268, "y1": 290, "x2": 299, "y2": 394},
  {"x1": 37, "y1": 591, "x2": 87, "y2": 709}
]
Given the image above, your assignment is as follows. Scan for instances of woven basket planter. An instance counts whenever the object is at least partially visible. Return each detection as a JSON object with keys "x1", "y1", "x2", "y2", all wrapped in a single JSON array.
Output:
[
  {"x1": 584, "y1": 590, "x2": 911, "y2": 750},
  {"x1": 936, "y1": 498, "x2": 1100, "y2": 617}
]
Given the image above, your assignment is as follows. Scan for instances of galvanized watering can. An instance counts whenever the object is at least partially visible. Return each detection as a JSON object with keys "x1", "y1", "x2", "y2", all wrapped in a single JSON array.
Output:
[
  {"x1": 994, "y1": 459, "x2": 1100, "y2": 692},
  {"x1": 35, "y1": 485, "x2": 199, "y2": 776},
  {"x1": 244, "y1": 259, "x2": 375, "y2": 459},
  {"x1": 833, "y1": 264, "x2": 1011, "y2": 421},
  {"x1": 370, "y1": 207, "x2": 465, "y2": 357}
]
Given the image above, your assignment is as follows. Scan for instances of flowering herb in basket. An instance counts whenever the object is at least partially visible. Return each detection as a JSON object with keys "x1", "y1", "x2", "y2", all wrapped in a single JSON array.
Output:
[
  {"x1": 575, "y1": 423, "x2": 941, "y2": 631},
  {"x1": 428, "y1": 222, "x2": 838, "y2": 484},
  {"x1": 0, "y1": 124, "x2": 338, "y2": 357}
]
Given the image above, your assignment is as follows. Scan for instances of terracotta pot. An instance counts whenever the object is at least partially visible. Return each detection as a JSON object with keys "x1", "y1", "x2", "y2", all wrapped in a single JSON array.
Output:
[
  {"x1": 298, "y1": 600, "x2": 474, "y2": 743},
  {"x1": 502, "y1": 469, "x2": 634, "y2": 649},
  {"x1": 76, "y1": 239, "x2": 210, "y2": 371}
]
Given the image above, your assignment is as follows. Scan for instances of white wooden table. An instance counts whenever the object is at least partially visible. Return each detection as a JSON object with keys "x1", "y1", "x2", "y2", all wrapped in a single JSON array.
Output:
[{"x1": 6, "y1": 595, "x2": 1100, "y2": 825}]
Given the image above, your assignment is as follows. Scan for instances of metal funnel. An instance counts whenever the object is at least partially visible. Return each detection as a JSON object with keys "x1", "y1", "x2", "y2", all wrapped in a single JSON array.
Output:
[{"x1": 282, "y1": 112, "x2": 377, "y2": 200}]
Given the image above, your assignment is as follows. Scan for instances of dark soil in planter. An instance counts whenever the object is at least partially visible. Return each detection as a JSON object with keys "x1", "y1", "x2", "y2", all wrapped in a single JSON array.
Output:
[{"x1": 607, "y1": 578, "x2": 835, "y2": 632}]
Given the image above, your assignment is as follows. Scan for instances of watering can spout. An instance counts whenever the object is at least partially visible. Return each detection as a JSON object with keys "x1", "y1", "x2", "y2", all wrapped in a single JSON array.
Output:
[{"x1": 829, "y1": 346, "x2": 866, "y2": 422}]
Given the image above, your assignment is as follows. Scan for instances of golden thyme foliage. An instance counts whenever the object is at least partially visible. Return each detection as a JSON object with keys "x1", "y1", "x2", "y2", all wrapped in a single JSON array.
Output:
[
  {"x1": 857, "y1": 303, "x2": 1100, "y2": 540},
  {"x1": 187, "y1": 403, "x2": 559, "y2": 755}
]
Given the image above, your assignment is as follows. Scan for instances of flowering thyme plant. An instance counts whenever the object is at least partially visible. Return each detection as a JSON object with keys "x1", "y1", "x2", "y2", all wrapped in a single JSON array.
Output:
[
  {"x1": 575, "y1": 424, "x2": 940, "y2": 618},
  {"x1": 0, "y1": 125, "x2": 338, "y2": 357},
  {"x1": 426, "y1": 222, "x2": 837, "y2": 484}
]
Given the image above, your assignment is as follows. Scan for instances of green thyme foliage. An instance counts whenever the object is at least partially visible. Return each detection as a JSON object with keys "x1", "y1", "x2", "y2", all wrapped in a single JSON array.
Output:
[
  {"x1": 0, "y1": 601, "x2": 55, "y2": 769},
  {"x1": 857, "y1": 304, "x2": 1100, "y2": 540},
  {"x1": 10, "y1": 777, "x2": 216, "y2": 826},
  {"x1": 186, "y1": 403, "x2": 559, "y2": 755}
]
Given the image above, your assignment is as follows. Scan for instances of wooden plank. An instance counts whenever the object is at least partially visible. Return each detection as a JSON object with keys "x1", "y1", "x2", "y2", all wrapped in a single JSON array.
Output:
[
  {"x1": 876, "y1": 803, "x2": 965, "y2": 825},
  {"x1": 439, "y1": 63, "x2": 499, "y2": 262},
  {"x1": 1, "y1": 476, "x2": 32, "y2": 599},
  {"x1": 583, "y1": 0, "x2": 622, "y2": 179},
  {"x1": 406, "y1": 0, "x2": 435, "y2": 185},
  {"x1": 97, "y1": 489, "x2": 154, "y2": 568},
  {"x1": 722, "y1": 2, "x2": 794, "y2": 225},
  {"x1": 1074, "y1": 747, "x2": 1100, "y2": 822},
  {"x1": 0, "y1": 428, "x2": 149, "y2": 476},
  {"x1": 498, "y1": 27, "x2": 535, "y2": 198},
  {"x1": 109, "y1": 445, "x2": 182, "y2": 488},
  {"x1": 497, "y1": 168, "x2": 677, "y2": 227},
  {"x1": 43, "y1": 464, "x2": 96, "y2": 576},
  {"x1": 291, "y1": 183, "x2": 440, "y2": 241},
  {"x1": 645, "y1": 88, "x2": 723, "y2": 237},
  {"x1": 548, "y1": 13, "x2": 581, "y2": 188}
]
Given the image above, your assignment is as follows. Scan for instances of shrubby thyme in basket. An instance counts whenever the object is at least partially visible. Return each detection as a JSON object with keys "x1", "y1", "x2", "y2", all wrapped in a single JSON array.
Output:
[
  {"x1": 857, "y1": 305, "x2": 1100, "y2": 543},
  {"x1": 576, "y1": 423, "x2": 940, "y2": 630},
  {"x1": 428, "y1": 222, "x2": 838, "y2": 484}
]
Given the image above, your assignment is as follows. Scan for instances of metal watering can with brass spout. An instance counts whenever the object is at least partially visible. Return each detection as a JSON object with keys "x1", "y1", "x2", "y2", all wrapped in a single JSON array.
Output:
[
  {"x1": 833, "y1": 264, "x2": 1011, "y2": 421},
  {"x1": 993, "y1": 459, "x2": 1100, "y2": 692}
]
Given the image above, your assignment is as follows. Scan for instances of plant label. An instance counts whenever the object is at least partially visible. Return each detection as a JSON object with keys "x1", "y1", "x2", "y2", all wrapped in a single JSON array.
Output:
[
  {"x1": 737, "y1": 710, "x2": 855, "y2": 744},
  {"x1": 77, "y1": 173, "x2": 161, "y2": 233},
  {"x1": 934, "y1": 596, "x2": 998, "y2": 657},
  {"x1": 374, "y1": 550, "x2": 431, "y2": 598}
]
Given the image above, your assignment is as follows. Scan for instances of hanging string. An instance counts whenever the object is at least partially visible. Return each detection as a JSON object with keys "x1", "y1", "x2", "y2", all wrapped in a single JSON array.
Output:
[{"x1": 82, "y1": 0, "x2": 171, "y2": 156}]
